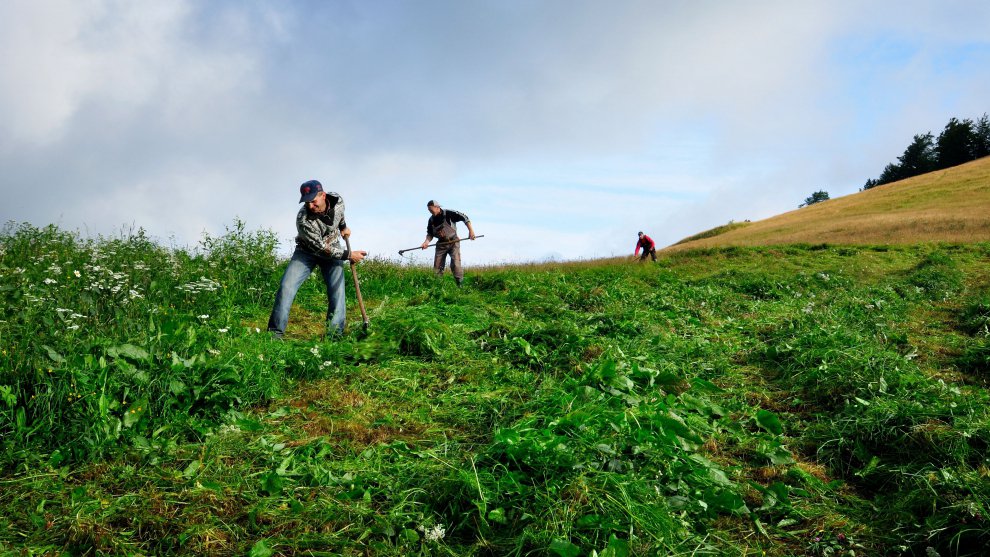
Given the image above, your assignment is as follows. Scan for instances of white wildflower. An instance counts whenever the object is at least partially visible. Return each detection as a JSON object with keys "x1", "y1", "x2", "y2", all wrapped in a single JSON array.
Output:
[
  {"x1": 424, "y1": 524, "x2": 446, "y2": 542},
  {"x1": 70, "y1": 313, "x2": 84, "y2": 319},
  {"x1": 198, "y1": 315, "x2": 209, "y2": 320},
  {"x1": 217, "y1": 328, "x2": 228, "y2": 333},
  {"x1": 310, "y1": 346, "x2": 320, "y2": 356},
  {"x1": 73, "y1": 270, "x2": 81, "y2": 277},
  {"x1": 66, "y1": 324, "x2": 80, "y2": 330},
  {"x1": 208, "y1": 348, "x2": 221, "y2": 355},
  {"x1": 56, "y1": 308, "x2": 71, "y2": 313},
  {"x1": 176, "y1": 277, "x2": 221, "y2": 294},
  {"x1": 43, "y1": 278, "x2": 57, "y2": 285}
]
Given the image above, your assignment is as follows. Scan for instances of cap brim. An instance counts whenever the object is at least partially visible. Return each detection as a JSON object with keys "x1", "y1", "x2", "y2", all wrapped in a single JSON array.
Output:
[{"x1": 300, "y1": 193, "x2": 319, "y2": 203}]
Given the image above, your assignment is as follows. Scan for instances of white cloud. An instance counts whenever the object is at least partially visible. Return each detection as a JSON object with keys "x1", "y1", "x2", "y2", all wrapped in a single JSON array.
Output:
[{"x1": 1, "y1": 1, "x2": 988, "y2": 264}]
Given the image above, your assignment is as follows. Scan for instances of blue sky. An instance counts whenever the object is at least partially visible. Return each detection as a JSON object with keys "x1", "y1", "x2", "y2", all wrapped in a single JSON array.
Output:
[{"x1": 1, "y1": 1, "x2": 988, "y2": 264}]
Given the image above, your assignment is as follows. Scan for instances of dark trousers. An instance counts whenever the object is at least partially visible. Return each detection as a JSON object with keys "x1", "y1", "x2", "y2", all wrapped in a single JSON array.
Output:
[
  {"x1": 434, "y1": 240, "x2": 463, "y2": 282},
  {"x1": 639, "y1": 248, "x2": 656, "y2": 262}
]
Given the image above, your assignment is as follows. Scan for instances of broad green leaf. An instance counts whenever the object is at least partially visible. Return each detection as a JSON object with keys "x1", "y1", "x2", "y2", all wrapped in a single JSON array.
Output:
[
  {"x1": 0, "y1": 385, "x2": 15, "y2": 407},
  {"x1": 42, "y1": 345, "x2": 65, "y2": 363},
  {"x1": 168, "y1": 380, "x2": 186, "y2": 395},
  {"x1": 123, "y1": 397, "x2": 149, "y2": 428},
  {"x1": 657, "y1": 413, "x2": 703, "y2": 444},
  {"x1": 708, "y1": 467, "x2": 733, "y2": 486},
  {"x1": 182, "y1": 460, "x2": 201, "y2": 478},
  {"x1": 602, "y1": 536, "x2": 631, "y2": 557},
  {"x1": 261, "y1": 472, "x2": 283, "y2": 495},
  {"x1": 705, "y1": 488, "x2": 749, "y2": 514},
  {"x1": 690, "y1": 378, "x2": 724, "y2": 392},
  {"x1": 576, "y1": 514, "x2": 603, "y2": 528},
  {"x1": 197, "y1": 480, "x2": 223, "y2": 492},
  {"x1": 401, "y1": 528, "x2": 420, "y2": 543},
  {"x1": 488, "y1": 507, "x2": 507, "y2": 524},
  {"x1": 70, "y1": 486, "x2": 89, "y2": 503},
  {"x1": 765, "y1": 445, "x2": 794, "y2": 465},
  {"x1": 248, "y1": 539, "x2": 273, "y2": 557},
  {"x1": 549, "y1": 539, "x2": 581, "y2": 557},
  {"x1": 756, "y1": 409, "x2": 784, "y2": 435},
  {"x1": 108, "y1": 344, "x2": 150, "y2": 361},
  {"x1": 236, "y1": 418, "x2": 264, "y2": 432}
]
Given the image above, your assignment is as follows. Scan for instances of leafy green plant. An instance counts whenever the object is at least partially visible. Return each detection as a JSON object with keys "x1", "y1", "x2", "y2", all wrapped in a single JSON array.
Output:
[{"x1": 3, "y1": 227, "x2": 990, "y2": 556}]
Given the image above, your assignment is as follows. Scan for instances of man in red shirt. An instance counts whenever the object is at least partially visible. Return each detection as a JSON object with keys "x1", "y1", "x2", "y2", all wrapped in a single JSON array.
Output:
[{"x1": 634, "y1": 231, "x2": 657, "y2": 262}]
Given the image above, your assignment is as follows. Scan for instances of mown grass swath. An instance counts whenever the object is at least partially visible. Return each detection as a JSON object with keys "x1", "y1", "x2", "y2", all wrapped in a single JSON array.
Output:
[{"x1": 1, "y1": 222, "x2": 989, "y2": 556}]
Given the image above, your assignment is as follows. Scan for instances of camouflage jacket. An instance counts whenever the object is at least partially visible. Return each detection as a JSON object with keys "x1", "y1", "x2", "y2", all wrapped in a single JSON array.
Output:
[{"x1": 295, "y1": 192, "x2": 350, "y2": 260}]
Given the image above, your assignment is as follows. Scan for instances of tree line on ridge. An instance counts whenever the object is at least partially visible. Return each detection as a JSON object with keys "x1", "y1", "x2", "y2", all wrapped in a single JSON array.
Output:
[{"x1": 862, "y1": 112, "x2": 990, "y2": 190}]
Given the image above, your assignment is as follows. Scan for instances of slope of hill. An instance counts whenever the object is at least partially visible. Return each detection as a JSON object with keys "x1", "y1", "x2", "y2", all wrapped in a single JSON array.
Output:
[
  {"x1": 3, "y1": 221, "x2": 990, "y2": 555},
  {"x1": 667, "y1": 156, "x2": 990, "y2": 251}
]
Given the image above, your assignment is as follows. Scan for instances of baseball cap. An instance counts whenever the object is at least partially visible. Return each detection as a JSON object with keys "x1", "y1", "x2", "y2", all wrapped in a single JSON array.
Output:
[
  {"x1": 427, "y1": 199, "x2": 440, "y2": 207},
  {"x1": 299, "y1": 180, "x2": 323, "y2": 203}
]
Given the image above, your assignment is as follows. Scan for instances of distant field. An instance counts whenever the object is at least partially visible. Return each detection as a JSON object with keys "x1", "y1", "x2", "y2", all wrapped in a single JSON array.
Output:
[{"x1": 667, "y1": 156, "x2": 990, "y2": 251}]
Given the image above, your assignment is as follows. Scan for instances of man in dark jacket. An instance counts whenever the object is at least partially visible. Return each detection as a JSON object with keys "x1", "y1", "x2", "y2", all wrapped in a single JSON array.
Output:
[
  {"x1": 420, "y1": 200, "x2": 476, "y2": 286},
  {"x1": 635, "y1": 231, "x2": 657, "y2": 262},
  {"x1": 267, "y1": 179, "x2": 367, "y2": 338}
]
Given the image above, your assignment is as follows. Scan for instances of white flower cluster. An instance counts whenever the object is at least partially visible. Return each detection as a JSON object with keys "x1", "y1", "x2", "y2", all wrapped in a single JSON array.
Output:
[
  {"x1": 177, "y1": 276, "x2": 221, "y2": 294},
  {"x1": 84, "y1": 263, "x2": 141, "y2": 300},
  {"x1": 421, "y1": 523, "x2": 446, "y2": 542},
  {"x1": 56, "y1": 307, "x2": 86, "y2": 330}
]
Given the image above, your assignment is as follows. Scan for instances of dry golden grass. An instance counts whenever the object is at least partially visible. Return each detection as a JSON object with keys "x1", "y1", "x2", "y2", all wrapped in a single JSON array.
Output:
[{"x1": 665, "y1": 156, "x2": 990, "y2": 252}]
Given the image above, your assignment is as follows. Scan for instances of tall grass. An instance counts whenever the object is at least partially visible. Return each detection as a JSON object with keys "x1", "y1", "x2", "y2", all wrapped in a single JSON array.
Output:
[{"x1": 2, "y1": 223, "x2": 989, "y2": 555}]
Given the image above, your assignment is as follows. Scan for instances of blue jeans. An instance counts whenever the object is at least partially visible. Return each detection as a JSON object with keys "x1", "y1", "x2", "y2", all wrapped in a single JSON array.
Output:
[{"x1": 267, "y1": 248, "x2": 346, "y2": 336}]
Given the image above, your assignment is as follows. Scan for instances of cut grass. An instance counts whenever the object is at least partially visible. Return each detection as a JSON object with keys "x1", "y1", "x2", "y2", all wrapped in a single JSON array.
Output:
[{"x1": 2, "y1": 224, "x2": 990, "y2": 555}]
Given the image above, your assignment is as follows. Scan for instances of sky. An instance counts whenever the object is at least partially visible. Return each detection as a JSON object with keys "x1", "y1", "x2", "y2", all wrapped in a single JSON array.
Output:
[{"x1": 2, "y1": 1, "x2": 989, "y2": 265}]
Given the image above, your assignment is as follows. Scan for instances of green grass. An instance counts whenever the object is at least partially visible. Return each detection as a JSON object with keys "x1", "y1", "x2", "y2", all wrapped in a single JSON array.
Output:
[
  {"x1": 672, "y1": 220, "x2": 753, "y2": 245},
  {"x1": 2, "y1": 223, "x2": 990, "y2": 555}
]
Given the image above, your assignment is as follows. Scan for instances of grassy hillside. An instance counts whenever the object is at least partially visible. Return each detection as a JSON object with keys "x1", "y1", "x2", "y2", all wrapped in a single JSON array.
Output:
[
  {"x1": 2, "y1": 222, "x2": 990, "y2": 556},
  {"x1": 668, "y1": 156, "x2": 990, "y2": 251}
]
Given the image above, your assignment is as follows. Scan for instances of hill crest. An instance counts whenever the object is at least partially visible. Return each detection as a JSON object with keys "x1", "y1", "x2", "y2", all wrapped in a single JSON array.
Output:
[{"x1": 666, "y1": 156, "x2": 990, "y2": 251}]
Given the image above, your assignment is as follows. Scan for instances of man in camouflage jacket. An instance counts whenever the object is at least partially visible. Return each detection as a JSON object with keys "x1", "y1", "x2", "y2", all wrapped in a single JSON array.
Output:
[{"x1": 267, "y1": 180, "x2": 367, "y2": 337}]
